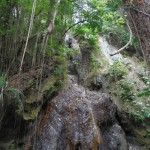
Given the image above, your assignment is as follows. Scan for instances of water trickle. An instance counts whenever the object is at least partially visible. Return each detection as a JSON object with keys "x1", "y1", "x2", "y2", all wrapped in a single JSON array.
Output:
[{"x1": 99, "y1": 36, "x2": 122, "y2": 64}]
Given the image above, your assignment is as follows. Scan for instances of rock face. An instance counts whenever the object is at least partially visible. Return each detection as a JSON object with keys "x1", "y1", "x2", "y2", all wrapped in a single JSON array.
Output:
[
  {"x1": 90, "y1": 75, "x2": 104, "y2": 90},
  {"x1": 25, "y1": 76, "x2": 128, "y2": 150},
  {"x1": 129, "y1": 144, "x2": 146, "y2": 150},
  {"x1": 102, "y1": 124, "x2": 128, "y2": 150},
  {"x1": 69, "y1": 43, "x2": 94, "y2": 84}
]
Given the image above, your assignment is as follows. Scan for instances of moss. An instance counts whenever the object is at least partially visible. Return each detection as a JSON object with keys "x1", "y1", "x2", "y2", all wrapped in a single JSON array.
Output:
[
  {"x1": 25, "y1": 75, "x2": 58, "y2": 104},
  {"x1": 107, "y1": 60, "x2": 128, "y2": 81},
  {"x1": 27, "y1": 79, "x2": 34, "y2": 85},
  {"x1": 23, "y1": 75, "x2": 63, "y2": 120},
  {"x1": 23, "y1": 106, "x2": 41, "y2": 120}
]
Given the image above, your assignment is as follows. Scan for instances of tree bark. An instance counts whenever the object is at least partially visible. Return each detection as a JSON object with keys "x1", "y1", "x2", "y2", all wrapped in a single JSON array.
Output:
[
  {"x1": 46, "y1": 0, "x2": 61, "y2": 34},
  {"x1": 125, "y1": 0, "x2": 150, "y2": 68}
]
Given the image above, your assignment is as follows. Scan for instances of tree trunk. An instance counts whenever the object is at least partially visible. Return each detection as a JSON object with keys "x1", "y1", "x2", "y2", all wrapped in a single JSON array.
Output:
[{"x1": 126, "y1": 0, "x2": 150, "y2": 68}]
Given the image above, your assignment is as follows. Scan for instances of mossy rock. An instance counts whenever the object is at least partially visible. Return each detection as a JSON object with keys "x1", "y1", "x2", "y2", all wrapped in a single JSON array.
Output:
[
  {"x1": 23, "y1": 75, "x2": 62, "y2": 120},
  {"x1": 23, "y1": 106, "x2": 41, "y2": 120},
  {"x1": 25, "y1": 75, "x2": 58, "y2": 104}
]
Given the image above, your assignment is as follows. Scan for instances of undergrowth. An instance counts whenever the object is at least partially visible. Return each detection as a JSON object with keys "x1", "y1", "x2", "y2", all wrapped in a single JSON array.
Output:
[
  {"x1": 108, "y1": 60, "x2": 128, "y2": 81},
  {"x1": 106, "y1": 58, "x2": 150, "y2": 122},
  {"x1": 116, "y1": 78, "x2": 135, "y2": 102},
  {"x1": 0, "y1": 75, "x2": 24, "y2": 115}
]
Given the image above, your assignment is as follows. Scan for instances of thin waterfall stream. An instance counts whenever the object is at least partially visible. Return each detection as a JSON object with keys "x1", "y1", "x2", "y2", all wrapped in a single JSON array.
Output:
[{"x1": 99, "y1": 36, "x2": 123, "y2": 64}]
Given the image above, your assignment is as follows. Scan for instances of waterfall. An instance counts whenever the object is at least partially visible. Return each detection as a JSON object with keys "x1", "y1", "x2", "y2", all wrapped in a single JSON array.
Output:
[{"x1": 99, "y1": 36, "x2": 122, "y2": 65}]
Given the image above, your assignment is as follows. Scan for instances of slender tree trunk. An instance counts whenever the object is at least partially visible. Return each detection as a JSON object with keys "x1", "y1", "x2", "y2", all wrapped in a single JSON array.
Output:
[{"x1": 46, "y1": 0, "x2": 61, "y2": 34}]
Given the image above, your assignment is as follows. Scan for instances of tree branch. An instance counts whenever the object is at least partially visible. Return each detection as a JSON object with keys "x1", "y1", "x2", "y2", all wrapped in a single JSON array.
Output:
[
  {"x1": 130, "y1": 7, "x2": 150, "y2": 18},
  {"x1": 128, "y1": 8, "x2": 145, "y2": 59},
  {"x1": 110, "y1": 20, "x2": 132, "y2": 56},
  {"x1": 46, "y1": 0, "x2": 60, "y2": 34},
  {"x1": 61, "y1": 20, "x2": 87, "y2": 40}
]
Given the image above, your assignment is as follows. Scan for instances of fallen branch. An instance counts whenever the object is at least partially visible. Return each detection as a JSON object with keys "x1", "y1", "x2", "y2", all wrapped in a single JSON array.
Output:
[{"x1": 110, "y1": 20, "x2": 132, "y2": 56}]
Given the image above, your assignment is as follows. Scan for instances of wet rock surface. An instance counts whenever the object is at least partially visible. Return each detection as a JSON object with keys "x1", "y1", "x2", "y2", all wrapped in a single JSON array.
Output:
[{"x1": 25, "y1": 76, "x2": 129, "y2": 150}]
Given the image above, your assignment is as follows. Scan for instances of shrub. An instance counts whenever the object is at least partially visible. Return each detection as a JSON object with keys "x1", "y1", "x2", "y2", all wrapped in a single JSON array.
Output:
[
  {"x1": 138, "y1": 76, "x2": 150, "y2": 97},
  {"x1": 142, "y1": 76, "x2": 150, "y2": 86},
  {"x1": 91, "y1": 54, "x2": 101, "y2": 69},
  {"x1": 87, "y1": 34, "x2": 98, "y2": 46},
  {"x1": 132, "y1": 106, "x2": 150, "y2": 122},
  {"x1": 53, "y1": 53, "x2": 68, "y2": 79},
  {"x1": 117, "y1": 79, "x2": 135, "y2": 101},
  {"x1": 74, "y1": 25, "x2": 98, "y2": 48},
  {"x1": 109, "y1": 60, "x2": 127, "y2": 81}
]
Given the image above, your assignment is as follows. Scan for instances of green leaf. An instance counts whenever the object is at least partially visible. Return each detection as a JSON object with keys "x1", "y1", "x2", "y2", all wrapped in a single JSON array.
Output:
[{"x1": 138, "y1": 90, "x2": 150, "y2": 97}]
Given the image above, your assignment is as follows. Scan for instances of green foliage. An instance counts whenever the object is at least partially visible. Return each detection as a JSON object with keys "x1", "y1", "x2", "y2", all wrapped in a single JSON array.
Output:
[
  {"x1": 99, "y1": 0, "x2": 139, "y2": 48},
  {"x1": 132, "y1": 111, "x2": 145, "y2": 121},
  {"x1": 0, "y1": 75, "x2": 24, "y2": 113},
  {"x1": 141, "y1": 76, "x2": 150, "y2": 86},
  {"x1": 106, "y1": 0, "x2": 121, "y2": 11},
  {"x1": 75, "y1": 0, "x2": 104, "y2": 33},
  {"x1": 74, "y1": 25, "x2": 99, "y2": 49},
  {"x1": 72, "y1": 1, "x2": 108, "y2": 40},
  {"x1": 101, "y1": 10, "x2": 130, "y2": 46},
  {"x1": 61, "y1": 46, "x2": 79, "y2": 58},
  {"x1": 131, "y1": 37, "x2": 140, "y2": 49},
  {"x1": 53, "y1": 52, "x2": 68, "y2": 78},
  {"x1": 87, "y1": 34, "x2": 98, "y2": 46},
  {"x1": 108, "y1": 60, "x2": 127, "y2": 81},
  {"x1": 138, "y1": 90, "x2": 150, "y2": 97},
  {"x1": 138, "y1": 76, "x2": 150, "y2": 97},
  {"x1": 54, "y1": 65, "x2": 66, "y2": 76},
  {"x1": 91, "y1": 54, "x2": 101, "y2": 69},
  {"x1": 117, "y1": 78, "x2": 135, "y2": 101},
  {"x1": 132, "y1": 106, "x2": 150, "y2": 121},
  {"x1": 74, "y1": 25, "x2": 91, "y2": 36}
]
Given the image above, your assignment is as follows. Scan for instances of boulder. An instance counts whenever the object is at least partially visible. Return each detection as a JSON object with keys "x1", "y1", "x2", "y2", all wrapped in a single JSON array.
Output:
[{"x1": 24, "y1": 76, "x2": 129, "y2": 150}]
